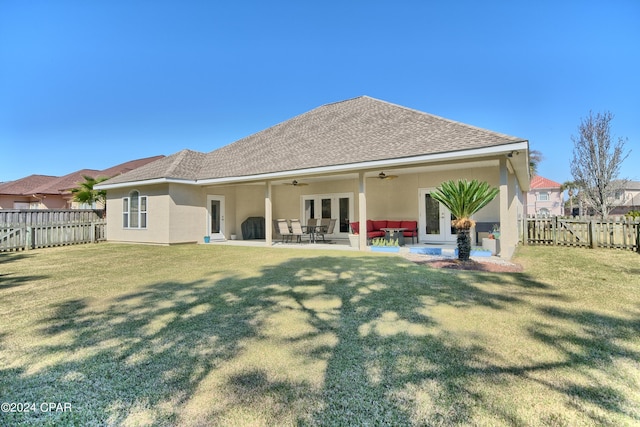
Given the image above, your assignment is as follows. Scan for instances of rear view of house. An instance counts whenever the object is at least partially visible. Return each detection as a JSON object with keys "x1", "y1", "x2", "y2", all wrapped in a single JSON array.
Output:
[{"x1": 96, "y1": 96, "x2": 530, "y2": 258}]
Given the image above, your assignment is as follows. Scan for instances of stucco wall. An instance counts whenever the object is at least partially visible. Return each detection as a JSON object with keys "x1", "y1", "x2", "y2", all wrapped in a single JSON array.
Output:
[
  {"x1": 168, "y1": 184, "x2": 205, "y2": 244},
  {"x1": 105, "y1": 184, "x2": 171, "y2": 244}
]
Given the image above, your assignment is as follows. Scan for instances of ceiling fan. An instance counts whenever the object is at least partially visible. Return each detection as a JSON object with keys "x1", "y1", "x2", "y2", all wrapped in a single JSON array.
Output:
[
  {"x1": 284, "y1": 180, "x2": 309, "y2": 186},
  {"x1": 377, "y1": 171, "x2": 398, "y2": 180}
]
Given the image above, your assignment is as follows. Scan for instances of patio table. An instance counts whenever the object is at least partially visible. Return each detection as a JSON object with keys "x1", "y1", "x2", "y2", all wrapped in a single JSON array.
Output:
[
  {"x1": 304, "y1": 224, "x2": 328, "y2": 243},
  {"x1": 380, "y1": 227, "x2": 407, "y2": 246}
]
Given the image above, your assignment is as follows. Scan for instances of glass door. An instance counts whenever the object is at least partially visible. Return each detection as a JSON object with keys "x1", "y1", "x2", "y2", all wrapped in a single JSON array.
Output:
[
  {"x1": 207, "y1": 195, "x2": 225, "y2": 240},
  {"x1": 419, "y1": 189, "x2": 456, "y2": 243},
  {"x1": 301, "y1": 193, "x2": 353, "y2": 238}
]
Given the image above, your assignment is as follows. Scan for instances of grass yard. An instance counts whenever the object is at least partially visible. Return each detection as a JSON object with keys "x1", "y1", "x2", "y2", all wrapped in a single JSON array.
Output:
[{"x1": 1, "y1": 244, "x2": 639, "y2": 426}]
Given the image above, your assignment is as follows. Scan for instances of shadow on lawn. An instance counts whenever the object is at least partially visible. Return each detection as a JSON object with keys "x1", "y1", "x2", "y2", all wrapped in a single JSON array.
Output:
[
  {"x1": 6, "y1": 253, "x2": 639, "y2": 425},
  {"x1": 0, "y1": 252, "x2": 47, "y2": 290}
]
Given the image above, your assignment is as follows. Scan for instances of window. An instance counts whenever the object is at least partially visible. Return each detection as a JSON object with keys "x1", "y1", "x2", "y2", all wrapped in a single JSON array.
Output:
[
  {"x1": 123, "y1": 190, "x2": 147, "y2": 228},
  {"x1": 537, "y1": 192, "x2": 549, "y2": 201},
  {"x1": 538, "y1": 208, "x2": 550, "y2": 218}
]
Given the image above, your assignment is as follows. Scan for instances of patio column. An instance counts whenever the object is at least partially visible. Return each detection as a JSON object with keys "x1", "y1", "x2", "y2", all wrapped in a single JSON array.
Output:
[
  {"x1": 265, "y1": 180, "x2": 272, "y2": 246},
  {"x1": 499, "y1": 158, "x2": 509, "y2": 257},
  {"x1": 358, "y1": 172, "x2": 367, "y2": 250}
]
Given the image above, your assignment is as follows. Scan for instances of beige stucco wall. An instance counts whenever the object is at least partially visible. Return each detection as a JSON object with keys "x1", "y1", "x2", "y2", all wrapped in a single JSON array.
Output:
[
  {"x1": 103, "y1": 158, "x2": 524, "y2": 257},
  {"x1": 168, "y1": 184, "x2": 205, "y2": 244},
  {"x1": 105, "y1": 184, "x2": 171, "y2": 244}
]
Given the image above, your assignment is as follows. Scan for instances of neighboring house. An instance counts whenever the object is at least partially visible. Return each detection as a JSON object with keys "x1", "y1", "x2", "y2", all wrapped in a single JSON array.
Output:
[
  {"x1": 0, "y1": 156, "x2": 164, "y2": 210},
  {"x1": 609, "y1": 181, "x2": 640, "y2": 216},
  {"x1": 0, "y1": 174, "x2": 60, "y2": 209},
  {"x1": 96, "y1": 96, "x2": 530, "y2": 258},
  {"x1": 526, "y1": 176, "x2": 563, "y2": 217}
]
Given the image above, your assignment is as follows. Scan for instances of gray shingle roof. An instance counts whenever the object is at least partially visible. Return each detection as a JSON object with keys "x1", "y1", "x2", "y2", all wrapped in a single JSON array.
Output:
[{"x1": 103, "y1": 96, "x2": 526, "y2": 185}]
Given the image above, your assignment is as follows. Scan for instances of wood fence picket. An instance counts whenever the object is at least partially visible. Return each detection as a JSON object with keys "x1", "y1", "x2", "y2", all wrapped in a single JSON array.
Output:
[
  {"x1": 524, "y1": 215, "x2": 639, "y2": 252},
  {"x1": 0, "y1": 209, "x2": 106, "y2": 252}
]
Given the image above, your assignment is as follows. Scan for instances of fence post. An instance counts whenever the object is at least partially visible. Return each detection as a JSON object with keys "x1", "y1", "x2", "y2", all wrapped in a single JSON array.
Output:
[
  {"x1": 552, "y1": 216, "x2": 558, "y2": 246},
  {"x1": 589, "y1": 220, "x2": 596, "y2": 249},
  {"x1": 636, "y1": 222, "x2": 640, "y2": 253},
  {"x1": 25, "y1": 226, "x2": 32, "y2": 250},
  {"x1": 90, "y1": 221, "x2": 95, "y2": 243},
  {"x1": 522, "y1": 218, "x2": 528, "y2": 246}
]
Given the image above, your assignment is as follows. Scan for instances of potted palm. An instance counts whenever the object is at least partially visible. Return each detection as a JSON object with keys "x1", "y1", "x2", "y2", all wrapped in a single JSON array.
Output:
[{"x1": 431, "y1": 179, "x2": 499, "y2": 261}]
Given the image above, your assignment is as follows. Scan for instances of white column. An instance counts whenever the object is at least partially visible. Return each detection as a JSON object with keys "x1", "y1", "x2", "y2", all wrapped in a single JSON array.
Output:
[
  {"x1": 265, "y1": 181, "x2": 272, "y2": 246},
  {"x1": 358, "y1": 172, "x2": 367, "y2": 250},
  {"x1": 499, "y1": 158, "x2": 509, "y2": 257}
]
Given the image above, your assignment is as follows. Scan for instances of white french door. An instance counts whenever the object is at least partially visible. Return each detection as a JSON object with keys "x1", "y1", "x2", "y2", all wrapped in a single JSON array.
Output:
[
  {"x1": 418, "y1": 188, "x2": 456, "y2": 243},
  {"x1": 301, "y1": 193, "x2": 354, "y2": 238},
  {"x1": 207, "y1": 195, "x2": 226, "y2": 240}
]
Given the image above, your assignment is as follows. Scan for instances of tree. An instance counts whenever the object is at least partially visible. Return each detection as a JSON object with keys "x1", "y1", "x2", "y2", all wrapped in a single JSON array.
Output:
[
  {"x1": 561, "y1": 180, "x2": 580, "y2": 216},
  {"x1": 71, "y1": 175, "x2": 109, "y2": 210},
  {"x1": 529, "y1": 149, "x2": 544, "y2": 177},
  {"x1": 570, "y1": 111, "x2": 630, "y2": 218},
  {"x1": 431, "y1": 179, "x2": 499, "y2": 261}
]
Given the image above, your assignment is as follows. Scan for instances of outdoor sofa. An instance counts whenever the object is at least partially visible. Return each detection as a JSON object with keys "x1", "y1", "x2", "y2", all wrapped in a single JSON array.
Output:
[{"x1": 349, "y1": 220, "x2": 418, "y2": 244}]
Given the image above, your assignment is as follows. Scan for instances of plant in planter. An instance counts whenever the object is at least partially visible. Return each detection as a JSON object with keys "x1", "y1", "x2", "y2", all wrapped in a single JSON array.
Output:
[
  {"x1": 431, "y1": 179, "x2": 499, "y2": 261},
  {"x1": 370, "y1": 237, "x2": 400, "y2": 252},
  {"x1": 489, "y1": 224, "x2": 500, "y2": 239}
]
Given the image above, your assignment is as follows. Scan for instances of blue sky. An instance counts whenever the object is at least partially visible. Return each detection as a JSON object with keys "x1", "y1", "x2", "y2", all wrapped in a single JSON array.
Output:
[{"x1": 1, "y1": 0, "x2": 638, "y2": 184}]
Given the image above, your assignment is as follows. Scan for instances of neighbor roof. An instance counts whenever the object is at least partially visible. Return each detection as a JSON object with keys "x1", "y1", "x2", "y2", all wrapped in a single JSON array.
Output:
[
  {"x1": 103, "y1": 96, "x2": 527, "y2": 185},
  {"x1": 0, "y1": 174, "x2": 59, "y2": 195},
  {"x1": 530, "y1": 175, "x2": 562, "y2": 189},
  {"x1": 1, "y1": 155, "x2": 165, "y2": 196}
]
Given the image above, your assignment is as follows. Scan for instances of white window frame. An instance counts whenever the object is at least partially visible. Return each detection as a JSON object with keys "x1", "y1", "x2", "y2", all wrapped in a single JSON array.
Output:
[
  {"x1": 123, "y1": 190, "x2": 147, "y2": 229},
  {"x1": 537, "y1": 191, "x2": 550, "y2": 201}
]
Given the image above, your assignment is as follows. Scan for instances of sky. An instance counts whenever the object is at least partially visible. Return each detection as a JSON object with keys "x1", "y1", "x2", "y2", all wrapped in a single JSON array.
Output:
[{"x1": 1, "y1": 0, "x2": 639, "y2": 184}]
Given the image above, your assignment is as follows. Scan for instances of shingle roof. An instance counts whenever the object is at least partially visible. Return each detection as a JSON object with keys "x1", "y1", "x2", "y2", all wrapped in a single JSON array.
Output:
[
  {"x1": 0, "y1": 174, "x2": 59, "y2": 195},
  {"x1": 103, "y1": 150, "x2": 207, "y2": 184},
  {"x1": 30, "y1": 169, "x2": 101, "y2": 194},
  {"x1": 99, "y1": 155, "x2": 165, "y2": 178},
  {"x1": 1, "y1": 156, "x2": 165, "y2": 195},
  {"x1": 103, "y1": 96, "x2": 527, "y2": 185},
  {"x1": 530, "y1": 175, "x2": 562, "y2": 189}
]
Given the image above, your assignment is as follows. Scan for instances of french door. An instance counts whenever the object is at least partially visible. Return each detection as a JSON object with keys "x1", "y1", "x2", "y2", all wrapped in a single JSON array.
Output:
[
  {"x1": 207, "y1": 195, "x2": 226, "y2": 240},
  {"x1": 301, "y1": 193, "x2": 354, "y2": 237},
  {"x1": 418, "y1": 189, "x2": 456, "y2": 243}
]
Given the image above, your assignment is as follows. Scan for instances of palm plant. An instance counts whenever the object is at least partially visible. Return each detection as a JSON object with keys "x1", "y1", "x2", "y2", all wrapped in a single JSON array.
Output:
[
  {"x1": 431, "y1": 179, "x2": 499, "y2": 261},
  {"x1": 71, "y1": 175, "x2": 109, "y2": 210}
]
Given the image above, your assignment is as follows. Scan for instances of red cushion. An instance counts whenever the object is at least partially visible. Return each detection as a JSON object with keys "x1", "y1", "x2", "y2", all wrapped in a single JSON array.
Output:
[
  {"x1": 387, "y1": 220, "x2": 402, "y2": 228},
  {"x1": 401, "y1": 220, "x2": 417, "y2": 230},
  {"x1": 372, "y1": 220, "x2": 387, "y2": 231},
  {"x1": 350, "y1": 222, "x2": 360, "y2": 233},
  {"x1": 367, "y1": 231, "x2": 385, "y2": 239},
  {"x1": 366, "y1": 220, "x2": 374, "y2": 232}
]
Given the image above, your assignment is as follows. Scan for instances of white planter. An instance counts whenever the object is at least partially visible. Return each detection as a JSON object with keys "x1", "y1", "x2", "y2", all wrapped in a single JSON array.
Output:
[
  {"x1": 349, "y1": 234, "x2": 360, "y2": 248},
  {"x1": 230, "y1": 234, "x2": 237, "y2": 240},
  {"x1": 482, "y1": 238, "x2": 500, "y2": 255}
]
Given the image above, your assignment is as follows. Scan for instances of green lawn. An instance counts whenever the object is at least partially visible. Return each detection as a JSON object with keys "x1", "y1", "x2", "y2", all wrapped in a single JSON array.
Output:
[{"x1": 1, "y1": 244, "x2": 639, "y2": 426}]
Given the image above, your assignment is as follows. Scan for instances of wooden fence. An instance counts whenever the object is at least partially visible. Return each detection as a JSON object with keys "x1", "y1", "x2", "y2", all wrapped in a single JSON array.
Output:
[
  {"x1": 0, "y1": 209, "x2": 106, "y2": 252},
  {"x1": 525, "y1": 216, "x2": 640, "y2": 252}
]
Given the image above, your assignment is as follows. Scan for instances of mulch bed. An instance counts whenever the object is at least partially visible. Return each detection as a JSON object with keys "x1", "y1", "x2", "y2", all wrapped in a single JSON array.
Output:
[{"x1": 404, "y1": 255, "x2": 524, "y2": 273}]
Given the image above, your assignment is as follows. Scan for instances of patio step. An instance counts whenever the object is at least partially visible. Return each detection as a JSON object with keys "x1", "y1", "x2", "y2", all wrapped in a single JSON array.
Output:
[{"x1": 408, "y1": 246, "x2": 490, "y2": 257}]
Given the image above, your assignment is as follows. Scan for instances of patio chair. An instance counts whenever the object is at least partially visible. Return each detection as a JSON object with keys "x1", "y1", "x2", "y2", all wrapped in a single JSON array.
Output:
[
  {"x1": 305, "y1": 218, "x2": 318, "y2": 234},
  {"x1": 316, "y1": 218, "x2": 336, "y2": 242},
  {"x1": 289, "y1": 219, "x2": 306, "y2": 243},
  {"x1": 276, "y1": 219, "x2": 293, "y2": 243}
]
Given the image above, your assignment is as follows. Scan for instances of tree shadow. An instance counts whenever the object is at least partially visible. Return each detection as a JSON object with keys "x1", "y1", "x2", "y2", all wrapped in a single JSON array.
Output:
[{"x1": 2, "y1": 253, "x2": 638, "y2": 425}]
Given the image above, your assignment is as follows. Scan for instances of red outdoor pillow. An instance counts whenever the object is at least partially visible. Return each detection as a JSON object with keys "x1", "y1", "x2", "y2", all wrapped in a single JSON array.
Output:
[
  {"x1": 387, "y1": 220, "x2": 402, "y2": 228},
  {"x1": 372, "y1": 220, "x2": 387, "y2": 230},
  {"x1": 350, "y1": 222, "x2": 360, "y2": 233},
  {"x1": 366, "y1": 220, "x2": 375, "y2": 232}
]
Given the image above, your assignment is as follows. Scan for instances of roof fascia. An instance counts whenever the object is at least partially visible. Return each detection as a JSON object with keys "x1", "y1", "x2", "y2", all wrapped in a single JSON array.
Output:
[
  {"x1": 95, "y1": 177, "x2": 196, "y2": 190},
  {"x1": 198, "y1": 141, "x2": 530, "y2": 185}
]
